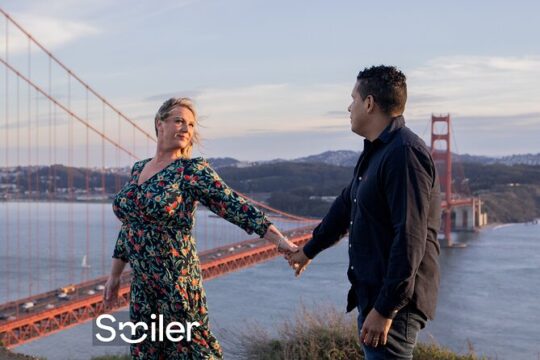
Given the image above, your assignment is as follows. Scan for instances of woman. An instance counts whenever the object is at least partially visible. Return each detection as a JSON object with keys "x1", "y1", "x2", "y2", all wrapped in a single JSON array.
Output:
[{"x1": 103, "y1": 97, "x2": 297, "y2": 359}]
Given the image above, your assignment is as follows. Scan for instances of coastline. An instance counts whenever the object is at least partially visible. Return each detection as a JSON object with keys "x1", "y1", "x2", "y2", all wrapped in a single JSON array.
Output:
[{"x1": 480, "y1": 219, "x2": 539, "y2": 231}]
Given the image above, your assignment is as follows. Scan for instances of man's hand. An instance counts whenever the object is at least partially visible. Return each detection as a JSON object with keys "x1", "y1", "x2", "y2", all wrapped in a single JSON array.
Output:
[
  {"x1": 286, "y1": 248, "x2": 311, "y2": 277},
  {"x1": 360, "y1": 308, "x2": 393, "y2": 348}
]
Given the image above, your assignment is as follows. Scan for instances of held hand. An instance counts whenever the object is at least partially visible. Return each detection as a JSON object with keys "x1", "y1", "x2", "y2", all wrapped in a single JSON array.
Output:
[
  {"x1": 103, "y1": 275, "x2": 120, "y2": 309},
  {"x1": 286, "y1": 248, "x2": 311, "y2": 277},
  {"x1": 264, "y1": 225, "x2": 297, "y2": 255},
  {"x1": 277, "y1": 237, "x2": 299, "y2": 255},
  {"x1": 359, "y1": 308, "x2": 393, "y2": 348}
]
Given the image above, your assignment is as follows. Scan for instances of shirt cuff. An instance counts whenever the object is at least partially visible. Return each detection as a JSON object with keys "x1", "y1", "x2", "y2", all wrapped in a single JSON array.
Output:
[
  {"x1": 374, "y1": 295, "x2": 408, "y2": 319},
  {"x1": 302, "y1": 239, "x2": 321, "y2": 259}
]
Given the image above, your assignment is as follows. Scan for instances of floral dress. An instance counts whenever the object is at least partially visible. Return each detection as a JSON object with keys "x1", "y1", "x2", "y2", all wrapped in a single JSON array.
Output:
[{"x1": 112, "y1": 157, "x2": 272, "y2": 359}]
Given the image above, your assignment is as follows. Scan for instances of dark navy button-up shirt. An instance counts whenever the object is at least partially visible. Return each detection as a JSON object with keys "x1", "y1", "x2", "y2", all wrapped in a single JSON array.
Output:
[{"x1": 303, "y1": 116, "x2": 441, "y2": 320}]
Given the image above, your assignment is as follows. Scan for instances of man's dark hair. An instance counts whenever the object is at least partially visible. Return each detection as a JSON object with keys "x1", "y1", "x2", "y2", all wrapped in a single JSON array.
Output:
[{"x1": 357, "y1": 65, "x2": 407, "y2": 115}]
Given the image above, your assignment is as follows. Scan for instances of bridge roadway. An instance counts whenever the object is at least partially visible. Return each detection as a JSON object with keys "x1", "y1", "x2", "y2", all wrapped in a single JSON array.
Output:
[{"x1": 0, "y1": 225, "x2": 317, "y2": 347}]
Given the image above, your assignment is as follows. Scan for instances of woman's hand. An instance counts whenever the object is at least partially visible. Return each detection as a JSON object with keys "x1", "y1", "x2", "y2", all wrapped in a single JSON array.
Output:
[
  {"x1": 278, "y1": 237, "x2": 299, "y2": 255},
  {"x1": 103, "y1": 275, "x2": 121, "y2": 309},
  {"x1": 263, "y1": 225, "x2": 298, "y2": 255}
]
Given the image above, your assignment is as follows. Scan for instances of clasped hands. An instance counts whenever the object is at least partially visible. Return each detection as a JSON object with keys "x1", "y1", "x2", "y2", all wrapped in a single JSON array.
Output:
[
  {"x1": 277, "y1": 240, "x2": 311, "y2": 277},
  {"x1": 266, "y1": 226, "x2": 311, "y2": 276}
]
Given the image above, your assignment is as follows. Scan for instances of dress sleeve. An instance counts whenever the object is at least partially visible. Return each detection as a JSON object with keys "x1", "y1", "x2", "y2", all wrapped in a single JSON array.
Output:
[
  {"x1": 112, "y1": 223, "x2": 129, "y2": 262},
  {"x1": 186, "y1": 158, "x2": 272, "y2": 237}
]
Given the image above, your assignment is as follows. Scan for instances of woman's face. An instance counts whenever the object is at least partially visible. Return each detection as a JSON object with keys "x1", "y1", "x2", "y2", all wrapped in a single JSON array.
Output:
[{"x1": 157, "y1": 106, "x2": 195, "y2": 151}]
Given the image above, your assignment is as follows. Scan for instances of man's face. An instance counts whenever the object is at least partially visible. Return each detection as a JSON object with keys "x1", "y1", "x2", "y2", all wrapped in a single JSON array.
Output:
[
  {"x1": 348, "y1": 80, "x2": 368, "y2": 136},
  {"x1": 156, "y1": 106, "x2": 195, "y2": 150}
]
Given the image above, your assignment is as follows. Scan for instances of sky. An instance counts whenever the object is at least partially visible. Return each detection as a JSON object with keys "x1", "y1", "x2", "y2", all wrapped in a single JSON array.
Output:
[{"x1": 0, "y1": 0, "x2": 539, "y2": 165}]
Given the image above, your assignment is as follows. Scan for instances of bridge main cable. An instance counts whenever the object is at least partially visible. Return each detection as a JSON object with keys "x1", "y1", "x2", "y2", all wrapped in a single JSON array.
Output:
[{"x1": 0, "y1": 7, "x2": 157, "y2": 143}]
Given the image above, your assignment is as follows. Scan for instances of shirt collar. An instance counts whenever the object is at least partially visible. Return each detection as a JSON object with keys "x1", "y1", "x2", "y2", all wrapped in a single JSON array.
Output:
[{"x1": 377, "y1": 115, "x2": 405, "y2": 144}]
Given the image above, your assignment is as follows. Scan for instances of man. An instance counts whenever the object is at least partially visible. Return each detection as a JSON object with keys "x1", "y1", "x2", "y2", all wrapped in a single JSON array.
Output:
[{"x1": 287, "y1": 65, "x2": 441, "y2": 359}]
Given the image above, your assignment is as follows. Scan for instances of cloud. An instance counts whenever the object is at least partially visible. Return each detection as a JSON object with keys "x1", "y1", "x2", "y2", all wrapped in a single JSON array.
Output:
[
  {"x1": 131, "y1": 83, "x2": 350, "y2": 139},
  {"x1": 450, "y1": 112, "x2": 540, "y2": 133},
  {"x1": 2, "y1": 13, "x2": 99, "y2": 54},
  {"x1": 407, "y1": 93, "x2": 446, "y2": 105},
  {"x1": 0, "y1": 114, "x2": 69, "y2": 130},
  {"x1": 144, "y1": 91, "x2": 205, "y2": 102},
  {"x1": 194, "y1": 83, "x2": 350, "y2": 136},
  {"x1": 0, "y1": 0, "x2": 200, "y2": 58},
  {"x1": 406, "y1": 55, "x2": 540, "y2": 121},
  {"x1": 194, "y1": 128, "x2": 360, "y2": 161},
  {"x1": 324, "y1": 110, "x2": 349, "y2": 118}
]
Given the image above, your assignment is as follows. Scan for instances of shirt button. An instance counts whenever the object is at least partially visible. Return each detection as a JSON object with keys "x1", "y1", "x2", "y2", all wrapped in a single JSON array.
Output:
[
  {"x1": 350, "y1": 221, "x2": 353, "y2": 225},
  {"x1": 353, "y1": 198, "x2": 357, "y2": 203},
  {"x1": 350, "y1": 266, "x2": 354, "y2": 270},
  {"x1": 358, "y1": 176, "x2": 362, "y2": 181},
  {"x1": 349, "y1": 244, "x2": 352, "y2": 248}
]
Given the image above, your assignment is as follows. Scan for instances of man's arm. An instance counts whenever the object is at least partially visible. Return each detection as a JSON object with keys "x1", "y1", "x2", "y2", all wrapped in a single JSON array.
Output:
[
  {"x1": 287, "y1": 180, "x2": 353, "y2": 276},
  {"x1": 302, "y1": 179, "x2": 353, "y2": 259},
  {"x1": 373, "y1": 145, "x2": 435, "y2": 319}
]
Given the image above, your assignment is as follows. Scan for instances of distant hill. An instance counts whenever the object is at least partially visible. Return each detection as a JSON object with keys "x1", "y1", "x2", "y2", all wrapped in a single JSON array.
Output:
[
  {"x1": 208, "y1": 151, "x2": 540, "y2": 168},
  {"x1": 206, "y1": 157, "x2": 241, "y2": 168},
  {"x1": 207, "y1": 150, "x2": 360, "y2": 168},
  {"x1": 290, "y1": 150, "x2": 360, "y2": 167},
  {"x1": 456, "y1": 153, "x2": 540, "y2": 166},
  {"x1": 293, "y1": 150, "x2": 540, "y2": 167}
]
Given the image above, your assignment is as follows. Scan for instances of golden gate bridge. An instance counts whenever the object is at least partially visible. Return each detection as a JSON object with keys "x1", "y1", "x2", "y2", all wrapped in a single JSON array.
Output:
[{"x1": 0, "y1": 8, "x2": 486, "y2": 348}]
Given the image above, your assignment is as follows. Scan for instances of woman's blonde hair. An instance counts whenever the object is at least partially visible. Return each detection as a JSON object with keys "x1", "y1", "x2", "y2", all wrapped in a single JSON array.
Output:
[{"x1": 155, "y1": 97, "x2": 200, "y2": 158}]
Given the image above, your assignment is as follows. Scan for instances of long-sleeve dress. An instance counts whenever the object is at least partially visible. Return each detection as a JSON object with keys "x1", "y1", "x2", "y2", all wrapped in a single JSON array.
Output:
[{"x1": 112, "y1": 157, "x2": 272, "y2": 359}]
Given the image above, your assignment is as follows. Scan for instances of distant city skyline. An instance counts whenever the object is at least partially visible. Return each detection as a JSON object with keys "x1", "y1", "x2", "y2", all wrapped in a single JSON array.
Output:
[{"x1": 1, "y1": 0, "x2": 539, "y2": 165}]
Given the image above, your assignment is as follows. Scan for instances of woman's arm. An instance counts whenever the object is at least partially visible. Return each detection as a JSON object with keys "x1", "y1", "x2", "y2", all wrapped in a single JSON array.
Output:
[
  {"x1": 110, "y1": 257, "x2": 127, "y2": 277},
  {"x1": 187, "y1": 159, "x2": 297, "y2": 253},
  {"x1": 105, "y1": 222, "x2": 130, "y2": 307}
]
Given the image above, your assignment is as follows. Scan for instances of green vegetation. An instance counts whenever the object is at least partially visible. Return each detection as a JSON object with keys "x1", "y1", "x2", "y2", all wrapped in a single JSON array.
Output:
[
  {"x1": 223, "y1": 305, "x2": 487, "y2": 360},
  {"x1": 91, "y1": 355, "x2": 130, "y2": 360},
  {"x1": 0, "y1": 345, "x2": 46, "y2": 360},
  {"x1": 461, "y1": 163, "x2": 540, "y2": 223},
  {"x1": 218, "y1": 162, "x2": 353, "y2": 218},
  {"x1": 461, "y1": 163, "x2": 540, "y2": 192}
]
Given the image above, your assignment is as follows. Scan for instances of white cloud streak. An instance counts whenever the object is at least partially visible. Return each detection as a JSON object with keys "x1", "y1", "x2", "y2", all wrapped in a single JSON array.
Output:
[
  {"x1": 406, "y1": 55, "x2": 540, "y2": 121},
  {"x1": 1, "y1": 13, "x2": 99, "y2": 54}
]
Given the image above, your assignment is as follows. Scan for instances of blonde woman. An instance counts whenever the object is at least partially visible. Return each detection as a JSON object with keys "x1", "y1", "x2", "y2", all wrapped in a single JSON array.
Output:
[{"x1": 103, "y1": 98, "x2": 297, "y2": 359}]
